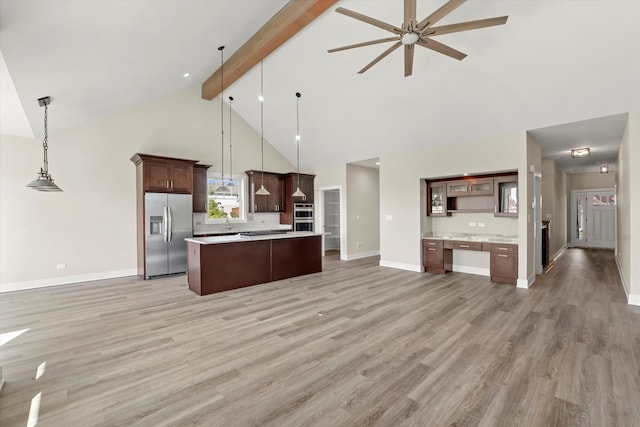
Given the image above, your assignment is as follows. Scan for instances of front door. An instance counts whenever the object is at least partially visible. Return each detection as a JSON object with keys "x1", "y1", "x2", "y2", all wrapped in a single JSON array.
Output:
[{"x1": 571, "y1": 189, "x2": 616, "y2": 249}]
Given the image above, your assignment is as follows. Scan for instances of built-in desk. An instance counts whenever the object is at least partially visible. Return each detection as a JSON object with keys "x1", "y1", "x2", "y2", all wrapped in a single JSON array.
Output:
[{"x1": 422, "y1": 233, "x2": 518, "y2": 285}]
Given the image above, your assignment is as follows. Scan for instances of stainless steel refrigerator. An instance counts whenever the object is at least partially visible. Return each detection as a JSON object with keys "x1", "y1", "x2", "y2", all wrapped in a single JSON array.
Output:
[{"x1": 145, "y1": 193, "x2": 192, "y2": 278}]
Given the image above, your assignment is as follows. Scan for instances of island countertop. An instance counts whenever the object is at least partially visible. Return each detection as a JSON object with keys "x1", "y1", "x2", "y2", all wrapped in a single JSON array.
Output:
[{"x1": 186, "y1": 231, "x2": 319, "y2": 245}]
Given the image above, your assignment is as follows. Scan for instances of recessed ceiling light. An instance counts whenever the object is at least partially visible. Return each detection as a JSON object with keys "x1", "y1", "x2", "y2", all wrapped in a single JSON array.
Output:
[
  {"x1": 375, "y1": 162, "x2": 380, "y2": 165},
  {"x1": 183, "y1": 72, "x2": 191, "y2": 78},
  {"x1": 463, "y1": 173, "x2": 469, "y2": 176},
  {"x1": 570, "y1": 147, "x2": 590, "y2": 158},
  {"x1": 600, "y1": 164, "x2": 609, "y2": 174}
]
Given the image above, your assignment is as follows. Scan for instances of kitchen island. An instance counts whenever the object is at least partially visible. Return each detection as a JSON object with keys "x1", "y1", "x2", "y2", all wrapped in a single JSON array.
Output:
[{"x1": 185, "y1": 231, "x2": 322, "y2": 296}]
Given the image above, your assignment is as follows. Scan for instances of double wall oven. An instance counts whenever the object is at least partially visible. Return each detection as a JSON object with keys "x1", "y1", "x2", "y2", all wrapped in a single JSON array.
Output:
[{"x1": 293, "y1": 203, "x2": 314, "y2": 232}]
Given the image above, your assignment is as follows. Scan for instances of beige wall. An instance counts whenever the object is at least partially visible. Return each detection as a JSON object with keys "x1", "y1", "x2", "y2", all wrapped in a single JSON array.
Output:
[
  {"x1": 0, "y1": 85, "x2": 294, "y2": 291},
  {"x1": 375, "y1": 131, "x2": 529, "y2": 280},
  {"x1": 542, "y1": 159, "x2": 568, "y2": 258},
  {"x1": 314, "y1": 162, "x2": 347, "y2": 258},
  {"x1": 568, "y1": 171, "x2": 616, "y2": 190},
  {"x1": 616, "y1": 110, "x2": 640, "y2": 304},
  {"x1": 345, "y1": 164, "x2": 380, "y2": 258},
  {"x1": 526, "y1": 133, "x2": 542, "y2": 283}
]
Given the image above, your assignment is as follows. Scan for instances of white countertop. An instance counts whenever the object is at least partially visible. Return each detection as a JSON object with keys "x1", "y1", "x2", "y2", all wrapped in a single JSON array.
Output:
[
  {"x1": 186, "y1": 231, "x2": 320, "y2": 245},
  {"x1": 422, "y1": 232, "x2": 518, "y2": 244}
]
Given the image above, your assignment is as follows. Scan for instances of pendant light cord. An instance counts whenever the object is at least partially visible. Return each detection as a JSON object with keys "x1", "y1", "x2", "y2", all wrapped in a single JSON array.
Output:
[
  {"x1": 42, "y1": 102, "x2": 49, "y2": 174},
  {"x1": 296, "y1": 93, "x2": 300, "y2": 190},
  {"x1": 219, "y1": 46, "x2": 225, "y2": 185},
  {"x1": 260, "y1": 60, "x2": 265, "y2": 188},
  {"x1": 228, "y1": 96, "x2": 233, "y2": 186}
]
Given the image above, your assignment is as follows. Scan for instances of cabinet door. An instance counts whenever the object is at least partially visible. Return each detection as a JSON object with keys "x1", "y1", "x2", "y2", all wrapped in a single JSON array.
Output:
[
  {"x1": 169, "y1": 163, "x2": 193, "y2": 193},
  {"x1": 423, "y1": 240, "x2": 445, "y2": 273},
  {"x1": 468, "y1": 178, "x2": 493, "y2": 195},
  {"x1": 446, "y1": 181, "x2": 469, "y2": 196},
  {"x1": 292, "y1": 174, "x2": 314, "y2": 203},
  {"x1": 267, "y1": 173, "x2": 284, "y2": 212},
  {"x1": 491, "y1": 252, "x2": 517, "y2": 284},
  {"x1": 144, "y1": 162, "x2": 170, "y2": 192},
  {"x1": 494, "y1": 176, "x2": 518, "y2": 217},
  {"x1": 427, "y1": 182, "x2": 446, "y2": 216},
  {"x1": 192, "y1": 166, "x2": 209, "y2": 212}
]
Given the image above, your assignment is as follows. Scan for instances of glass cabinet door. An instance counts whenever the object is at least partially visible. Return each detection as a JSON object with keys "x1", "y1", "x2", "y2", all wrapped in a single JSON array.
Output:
[
  {"x1": 430, "y1": 185, "x2": 444, "y2": 215},
  {"x1": 446, "y1": 182, "x2": 468, "y2": 196}
]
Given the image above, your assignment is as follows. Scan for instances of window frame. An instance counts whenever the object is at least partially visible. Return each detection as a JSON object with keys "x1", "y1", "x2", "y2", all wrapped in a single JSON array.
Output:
[{"x1": 205, "y1": 172, "x2": 248, "y2": 224}]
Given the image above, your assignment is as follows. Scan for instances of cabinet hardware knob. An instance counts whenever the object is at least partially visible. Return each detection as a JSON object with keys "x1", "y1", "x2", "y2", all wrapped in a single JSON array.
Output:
[
  {"x1": 498, "y1": 254, "x2": 508, "y2": 258},
  {"x1": 428, "y1": 248, "x2": 436, "y2": 251},
  {"x1": 497, "y1": 247, "x2": 508, "y2": 251},
  {"x1": 460, "y1": 244, "x2": 469, "y2": 248}
]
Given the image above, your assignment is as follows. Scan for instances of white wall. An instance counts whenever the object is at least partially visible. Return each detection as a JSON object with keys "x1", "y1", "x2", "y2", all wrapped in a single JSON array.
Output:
[
  {"x1": 616, "y1": 110, "x2": 640, "y2": 305},
  {"x1": 568, "y1": 171, "x2": 616, "y2": 190},
  {"x1": 377, "y1": 131, "x2": 528, "y2": 276},
  {"x1": 525, "y1": 133, "x2": 542, "y2": 285},
  {"x1": 345, "y1": 164, "x2": 379, "y2": 259},
  {"x1": 542, "y1": 159, "x2": 568, "y2": 258},
  {"x1": 0, "y1": 85, "x2": 294, "y2": 291}
]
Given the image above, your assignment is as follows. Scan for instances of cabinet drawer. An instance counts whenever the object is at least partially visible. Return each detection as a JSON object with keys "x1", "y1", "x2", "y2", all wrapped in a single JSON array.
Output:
[
  {"x1": 423, "y1": 239, "x2": 443, "y2": 249},
  {"x1": 451, "y1": 240, "x2": 482, "y2": 251},
  {"x1": 489, "y1": 243, "x2": 518, "y2": 254}
]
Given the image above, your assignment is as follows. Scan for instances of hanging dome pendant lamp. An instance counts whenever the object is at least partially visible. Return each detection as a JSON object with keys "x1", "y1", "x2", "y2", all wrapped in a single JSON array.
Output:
[
  {"x1": 215, "y1": 45, "x2": 229, "y2": 193},
  {"x1": 292, "y1": 92, "x2": 306, "y2": 198},
  {"x1": 27, "y1": 96, "x2": 62, "y2": 192},
  {"x1": 255, "y1": 60, "x2": 270, "y2": 196}
]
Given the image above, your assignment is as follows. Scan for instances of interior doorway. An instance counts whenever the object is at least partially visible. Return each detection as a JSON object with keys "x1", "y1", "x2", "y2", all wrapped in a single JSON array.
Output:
[
  {"x1": 321, "y1": 188, "x2": 341, "y2": 256},
  {"x1": 570, "y1": 189, "x2": 616, "y2": 249}
]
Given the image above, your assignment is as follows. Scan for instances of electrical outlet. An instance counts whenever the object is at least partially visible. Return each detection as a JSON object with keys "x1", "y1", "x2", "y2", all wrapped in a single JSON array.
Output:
[
  {"x1": 357, "y1": 241, "x2": 364, "y2": 249},
  {"x1": 478, "y1": 222, "x2": 485, "y2": 227},
  {"x1": 56, "y1": 264, "x2": 66, "y2": 270},
  {"x1": 469, "y1": 222, "x2": 476, "y2": 227},
  {"x1": 385, "y1": 215, "x2": 393, "y2": 221},
  {"x1": 356, "y1": 214, "x2": 360, "y2": 220}
]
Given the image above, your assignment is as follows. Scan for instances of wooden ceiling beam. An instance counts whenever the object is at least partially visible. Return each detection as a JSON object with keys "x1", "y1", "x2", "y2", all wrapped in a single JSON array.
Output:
[{"x1": 201, "y1": 0, "x2": 338, "y2": 100}]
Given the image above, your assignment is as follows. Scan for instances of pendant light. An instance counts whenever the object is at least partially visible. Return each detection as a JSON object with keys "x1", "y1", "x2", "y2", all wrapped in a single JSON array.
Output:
[
  {"x1": 215, "y1": 45, "x2": 229, "y2": 193},
  {"x1": 255, "y1": 60, "x2": 270, "y2": 196},
  {"x1": 227, "y1": 96, "x2": 235, "y2": 193},
  {"x1": 292, "y1": 92, "x2": 306, "y2": 198},
  {"x1": 26, "y1": 96, "x2": 62, "y2": 192}
]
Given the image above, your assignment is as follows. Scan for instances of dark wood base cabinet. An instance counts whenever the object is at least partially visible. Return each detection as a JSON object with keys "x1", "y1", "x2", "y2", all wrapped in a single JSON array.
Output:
[
  {"x1": 488, "y1": 243, "x2": 518, "y2": 285},
  {"x1": 187, "y1": 235, "x2": 322, "y2": 296},
  {"x1": 422, "y1": 239, "x2": 449, "y2": 273}
]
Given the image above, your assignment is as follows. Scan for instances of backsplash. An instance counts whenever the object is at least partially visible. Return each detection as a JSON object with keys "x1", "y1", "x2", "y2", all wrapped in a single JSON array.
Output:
[
  {"x1": 431, "y1": 213, "x2": 518, "y2": 236},
  {"x1": 193, "y1": 212, "x2": 292, "y2": 235}
]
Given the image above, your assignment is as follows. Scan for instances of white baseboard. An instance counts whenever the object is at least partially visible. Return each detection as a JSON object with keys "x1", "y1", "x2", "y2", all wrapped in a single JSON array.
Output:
[
  {"x1": 629, "y1": 294, "x2": 640, "y2": 306},
  {"x1": 452, "y1": 265, "x2": 490, "y2": 277},
  {"x1": 613, "y1": 255, "x2": 639, "y2": 305},
  {"x1": 379, "y1": 260, "x2": 422, "y2": 273},
  {"x1": 342, "y1": 250, "x2": 380, "y2": 261},
  {"x1": 0, "y1": 268, "x2": 138, "y2": 293},
  {"x1": 517, "y1": 273, "x2": 535, "y2": 289},
  {"x1": 553, "y1": 244, "x2": 567, "y2": 261}
]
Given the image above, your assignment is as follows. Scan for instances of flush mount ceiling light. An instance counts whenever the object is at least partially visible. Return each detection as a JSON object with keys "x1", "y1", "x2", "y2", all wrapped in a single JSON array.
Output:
[
  {"x1": 292, "y1": 92, "x2": 306, "y2": 198},
  {"x1": 255, "y1": 60, "x2": 270, "y2": 196},
  {"x1": 570, "y1": 147, "x2": 591, "y2": 158},
  {"x1": 27, "y1": 96, "x2": 62, "y2": 192},
  {"x1": 215, "y1": 46, "x2": 229, "y2": 193},
  {"x1": 600, "y1": 164, "x2": 609, "y2": 174}
]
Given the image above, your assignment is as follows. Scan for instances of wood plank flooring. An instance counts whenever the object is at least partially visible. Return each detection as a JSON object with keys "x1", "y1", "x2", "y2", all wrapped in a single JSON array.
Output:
[{"x1": 1, "y1": 248, "x2": 639, "y2": 426}]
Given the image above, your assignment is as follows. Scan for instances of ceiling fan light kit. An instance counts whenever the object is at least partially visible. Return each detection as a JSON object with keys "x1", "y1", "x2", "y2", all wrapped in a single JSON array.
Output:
[{"x1": 328, "y1": 0, "x2": 508, "y2": 77}]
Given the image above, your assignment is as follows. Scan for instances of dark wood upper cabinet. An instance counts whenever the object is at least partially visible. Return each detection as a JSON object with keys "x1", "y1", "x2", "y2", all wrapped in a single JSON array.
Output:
[
  {"x1": 192, "y1": 164, "x2": 210, "y2": 213},
  {"x1": 427, "y1": 172, "x2": 517, "y2": 217},
  {"x1": 130, "y1": 153, "x2": 198, "y2": 194},
  {"x1": 246, "y1": 170, "x2": 285, "y2": 213}
]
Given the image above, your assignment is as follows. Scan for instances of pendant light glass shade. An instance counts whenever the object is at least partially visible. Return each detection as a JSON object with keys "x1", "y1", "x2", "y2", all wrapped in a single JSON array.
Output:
[
  {"x1": 27, "y1": 96, "x2": 62, "y2": 192},
  {"x1": 215, "y1": 46, "x2": 229, "y2": 193},
  {"x1": 292, "y1": 92, "x2": 305, "y2": 198},
  {"x1": 256, "y1": 60, "x2": 270, "y2": 196}
]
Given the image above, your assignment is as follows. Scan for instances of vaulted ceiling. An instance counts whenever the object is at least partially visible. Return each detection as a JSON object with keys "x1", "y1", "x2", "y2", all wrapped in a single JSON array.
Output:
[{"x1": 1, "y1": 1, "x2": 639, "y2": 172}]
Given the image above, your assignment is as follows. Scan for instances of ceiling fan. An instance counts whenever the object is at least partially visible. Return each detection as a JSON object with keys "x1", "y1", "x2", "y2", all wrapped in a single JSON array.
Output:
[{"x1": 328, "y1": 0, "x2": 508, "y2": 77}]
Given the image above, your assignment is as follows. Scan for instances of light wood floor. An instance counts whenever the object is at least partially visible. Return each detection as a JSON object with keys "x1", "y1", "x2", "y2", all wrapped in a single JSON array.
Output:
[{"x1": 1, "y1": 248, "x2": 639, "y2": 426}]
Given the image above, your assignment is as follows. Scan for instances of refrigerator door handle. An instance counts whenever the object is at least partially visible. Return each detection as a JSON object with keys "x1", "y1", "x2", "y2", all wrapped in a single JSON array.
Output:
[
  {"x1": 167, "y1": 206, "x2": 172, "y2": 242},
  {"x1": 163, "y1": 206, "x2": 168, "y2": 242}
]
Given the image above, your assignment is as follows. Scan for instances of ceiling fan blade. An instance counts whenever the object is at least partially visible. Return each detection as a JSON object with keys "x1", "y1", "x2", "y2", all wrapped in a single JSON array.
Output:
[
  {"x1": 427, "y1": 16, "x2": 508, "y2": 36},
  {"x1": 335, "y1": 7, "x2": 403, "y2": 35},
  {"x1": 358, "y1": 42, "x2": 402, "y2": 74},
  {"x1": 328, "y1": 36, "x2": 400, "y2": 53},
  {"x1": 417, "y1": 38, "x2": 467, "y2": 61},
  {"x1": 404, "y1": 44, "x2": 415, "y2": 77},
  {"x1": 417, "y1": 0, "x2": 466, "y2": 31},
  {"x1": 404, "y1": 0, "x2": 417, "y2": 31}
]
